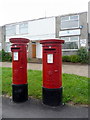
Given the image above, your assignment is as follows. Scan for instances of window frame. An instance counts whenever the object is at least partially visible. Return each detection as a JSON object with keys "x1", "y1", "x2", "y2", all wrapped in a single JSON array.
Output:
[
  {"x1": 61, "y1": 36, "x2": 80, "y2": 51},
  {"x1": 6, "y1": 25, "x2": 16, "y2": 36},
  {"x1": 19, "y1": 22, "x2": 28, "y2": 34},
  {"x1": 61, "y1": 15, "x2": 79, "y2": 30}
]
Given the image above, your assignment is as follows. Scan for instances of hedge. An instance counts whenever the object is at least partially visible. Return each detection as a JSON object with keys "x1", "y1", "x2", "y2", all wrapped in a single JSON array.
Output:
[{"x1": 62, "y1": 47, "x2": 88, "y2": 63}]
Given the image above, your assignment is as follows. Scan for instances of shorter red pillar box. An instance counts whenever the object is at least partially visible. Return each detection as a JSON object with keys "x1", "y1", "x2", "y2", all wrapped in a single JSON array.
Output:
[
  {"x1": 10, "y1": 38, "x2": 30, "y2": 103},
  {"x1": 40, "y1": 39, "x2": 64, "y2": 106}
]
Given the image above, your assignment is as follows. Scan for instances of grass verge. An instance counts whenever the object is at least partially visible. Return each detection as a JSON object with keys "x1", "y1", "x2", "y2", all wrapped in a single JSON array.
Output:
[{"x1": 2, "y1": 67, "x2": 88, "y2": 105}]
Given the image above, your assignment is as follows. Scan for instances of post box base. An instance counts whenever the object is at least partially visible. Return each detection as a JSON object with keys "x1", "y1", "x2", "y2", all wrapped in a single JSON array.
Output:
[
  {"x1": 12, "y1": 84, "x2": 28, "y2": 103},
  {"x1": 42, "y1": 87, "x2": 62, "y2": 106}
]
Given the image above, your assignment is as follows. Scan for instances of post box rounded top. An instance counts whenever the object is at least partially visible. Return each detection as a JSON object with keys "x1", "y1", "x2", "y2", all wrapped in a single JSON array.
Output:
[
  {"x1": 10, "y1": 38, "x2": 30, "y2": 43},
  {"x1": 40, "y1": 39, "x2": 64, "y2": 44}
]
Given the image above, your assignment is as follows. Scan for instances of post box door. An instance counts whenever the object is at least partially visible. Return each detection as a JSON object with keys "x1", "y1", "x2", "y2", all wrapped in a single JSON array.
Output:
[
  {"x1": 11, "y1": 46, "x2": 27, "y2": 84},
  {"x1": 43, "y1": 48, "x2": 62, "y2": 88}
]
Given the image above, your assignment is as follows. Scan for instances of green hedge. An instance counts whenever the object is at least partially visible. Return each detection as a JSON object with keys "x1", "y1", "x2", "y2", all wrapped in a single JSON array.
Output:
[
  {"x1": 62, "y1": 55, "x2": 80, "y2": 63},
  {"x1": 0, "y1": 49, "x2": 12, "y2": 62},
  {"x1": 62, "y1": 55, "x2": 71, "y2": 62},
  {"x1": 70, "y1": 55, "x2": 80, "y2": 63},
  {"x1": 62, "y1": 47, "x2": 88, "y2": 63}
]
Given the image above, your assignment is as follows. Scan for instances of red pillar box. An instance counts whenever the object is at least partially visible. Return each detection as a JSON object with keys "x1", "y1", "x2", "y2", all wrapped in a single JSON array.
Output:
[
  {"x1": 10, "y1": 38, "x2": 30, "y2": 103},
  {"x1": 40, "y1": 39, "x2": 64, "y2": 106}
]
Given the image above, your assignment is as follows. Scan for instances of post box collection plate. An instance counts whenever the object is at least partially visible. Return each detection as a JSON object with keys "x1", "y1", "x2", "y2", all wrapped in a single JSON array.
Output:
[
  {"x1": 13, "y1": 52, "x2": 18, "y2": 61},
  {"x1": 47, "y1": 54, "x2": 53, "y2": 63}
]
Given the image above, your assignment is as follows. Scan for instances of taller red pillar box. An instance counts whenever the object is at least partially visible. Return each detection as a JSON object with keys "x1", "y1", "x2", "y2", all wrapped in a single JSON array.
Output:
[
  {"x1": 10, "y1": 38, "x2": 30, "y2": 103},
  {"x1": 40, "y1": 39, "x2": 64, "y2": 106}
]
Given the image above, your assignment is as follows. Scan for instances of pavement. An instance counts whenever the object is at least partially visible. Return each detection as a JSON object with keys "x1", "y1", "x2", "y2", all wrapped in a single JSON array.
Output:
[
  {"x1": 2, "y1": 97, "x2": 88, "y2": 118},
  {"x1": 1, "y1": 62, "x2": 88, "y2": 77}
]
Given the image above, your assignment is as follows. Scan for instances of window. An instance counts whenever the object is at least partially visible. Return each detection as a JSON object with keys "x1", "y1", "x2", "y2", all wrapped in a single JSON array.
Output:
[
  {"x1": 61, "y1": 36, "x2": 79, "y2": 49},
  {"x1": 19, "y1": 22, "x2": 28, "y2": 34},
  {"x1": 6, "y1": 25, "x2": 16, "y2": 36},
  {"x1": 61, "y1": 15, "x2": 79, "y2": 29},
  {"x1": 5, "y1": 43, "x2": 11, "y2": 52}
]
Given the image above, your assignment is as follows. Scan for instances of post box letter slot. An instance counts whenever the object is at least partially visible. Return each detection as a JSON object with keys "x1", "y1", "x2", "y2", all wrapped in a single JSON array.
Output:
[
  {"x1": 47, "y1": 54, "x2": 53, "y2": 63},
  {"x1": 13, "y1": 52, "x2": 18, "y2": 61},
  {"x1": 44, "y1": 49, "x2": 56, "y2": 51},
  {"x1": 11, "y1": 48, "x2": 20, "y2": 50}
]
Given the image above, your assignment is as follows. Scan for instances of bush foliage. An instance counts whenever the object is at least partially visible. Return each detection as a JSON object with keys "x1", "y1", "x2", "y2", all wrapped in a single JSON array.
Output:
[
  {"x1": 62, "y1": 47, "x2": 88, "y2": 63},
  {"x1": 0, "y1": 49, "x2": 12, "y2": 62},
  {"x1": 62, "y1": 55, "x2": 71, "y2": 62},
  {"x1": 77, "y1": 47, "x2": 88, "y2": 63},
  {"x1": 70, "y1": 55, "x2": 80, "y2": 63}
]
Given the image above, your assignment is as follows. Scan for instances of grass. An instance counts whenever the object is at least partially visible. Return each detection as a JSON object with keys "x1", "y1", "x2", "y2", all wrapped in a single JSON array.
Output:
[{"x1": 1, "y1": 67, "x2": 89, "y2": 105}]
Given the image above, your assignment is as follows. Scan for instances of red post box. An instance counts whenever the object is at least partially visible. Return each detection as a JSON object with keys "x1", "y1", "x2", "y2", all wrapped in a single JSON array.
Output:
[
  {"x1": 10, "y1": 38, "x2": 30, "y2": 103},
  {"x1": 40, "y1": 39, "x2": 64, "y2": 106}
]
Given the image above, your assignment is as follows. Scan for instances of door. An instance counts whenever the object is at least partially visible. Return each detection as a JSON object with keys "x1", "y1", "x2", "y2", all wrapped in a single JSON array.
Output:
[{"x1": 32, "y1": 44, "x2": 36, "y2": 58}]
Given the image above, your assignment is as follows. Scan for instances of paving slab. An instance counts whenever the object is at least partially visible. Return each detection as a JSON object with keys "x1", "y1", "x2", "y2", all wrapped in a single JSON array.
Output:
[{"x1": 2, "y1": 97, "x2": 88, "y2": 118}]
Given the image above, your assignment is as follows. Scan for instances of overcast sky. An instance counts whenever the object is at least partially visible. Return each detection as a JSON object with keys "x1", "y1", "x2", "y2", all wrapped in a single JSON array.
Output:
[{"x1": 0, "y1": 0, "x2": 89, "y2": 26}]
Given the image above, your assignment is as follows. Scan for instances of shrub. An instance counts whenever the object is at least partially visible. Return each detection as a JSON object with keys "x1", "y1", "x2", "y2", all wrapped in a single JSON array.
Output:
[
  {"x1": 77, "y1": 47, "x2": 88, "y2": 63},
  {"x1": 70, "y1": 55, "x2": 80, "y2": 63},
  {"x1": 1, "y1": 49, "x2": 12, "y2": 62},
  {"x1": 28, "y1": 58, "x2": 31, "y2": 62},
  {"x1": 62, "y1": 55, "x2": 71, "y2": 62}
]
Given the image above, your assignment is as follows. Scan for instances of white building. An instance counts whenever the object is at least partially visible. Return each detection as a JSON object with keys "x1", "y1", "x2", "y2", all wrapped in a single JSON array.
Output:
[
  {"x1": 5, "y1": 17, "x2": 56, "y2": 58},
  {"x1": 1, "y1": 12, "x2": 88, "y2": 59}
]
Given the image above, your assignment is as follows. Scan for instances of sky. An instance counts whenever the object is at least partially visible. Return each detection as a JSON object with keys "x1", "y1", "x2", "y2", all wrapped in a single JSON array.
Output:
[{"x1": 0, "y1": 0, "x2": 89, "y2": 26}]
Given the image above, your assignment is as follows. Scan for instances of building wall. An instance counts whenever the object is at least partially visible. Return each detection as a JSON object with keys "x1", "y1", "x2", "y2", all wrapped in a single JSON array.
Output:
[
  {"x1": 88, "y1": 2, "x2": 90, "y2": 47},
  {"x1": 0, "y1": 27, "x2": 2, "y2": 50},
  {"x1": 28, "y1": 17, "x2": 56, "y2": 40},
  {"x1": 89, "y1": 2, "x2": 90, "y2": 33},
  {"x1": 2, "y1": 26, "x2": 6, "y2": 50},
  {"x1": 0, "y1": 26, "x2": 6, "y2": 51},
  {"x1": 27, "y1": 42, "x2": 32, "y2": 58},
  {"x1": 79, "y1": 12, "x2": 88, "y2": 48},
  {"x1": 36, "y1": 42, "x2": 42, "y2": 58},
  {"x1": 5, "y1": 17, "x2": 56, "y2": 42}
]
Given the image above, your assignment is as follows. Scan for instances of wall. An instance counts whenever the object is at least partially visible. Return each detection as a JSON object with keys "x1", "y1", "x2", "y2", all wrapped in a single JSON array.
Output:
[
  {"x1": 28, "y1": 17, "x2": 56, "y2": 40},
  {"x1": 88, "y1": 2, "x2": 90, "y2": 47},
  {"x1": 79, "y1": 12, "x2": 88, "y2": 48},
  {"x1": 36, "y1": 42, "x2": 42, "y2": 58},
  {"x1": 0, "y1": 26, "x2": 6, "y2": 51},
  {"x1": 5, "y1": 17, "x2": 56, "y2": 42},
  {"x1": 62, "y1": 51, "x2": 77, "y2": 56},
  {"x1": 0, "y1": 27, "x2": 2, "y2": 50}
]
